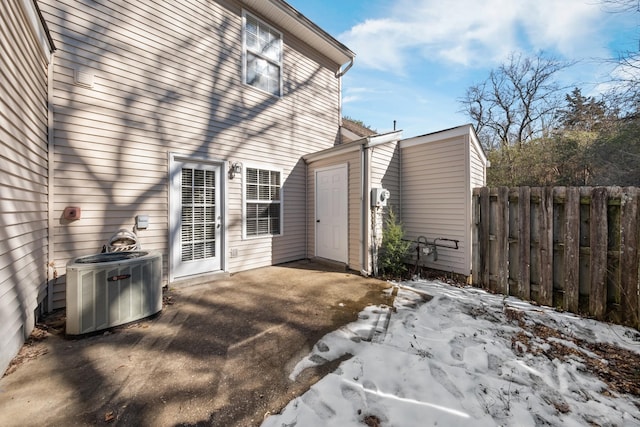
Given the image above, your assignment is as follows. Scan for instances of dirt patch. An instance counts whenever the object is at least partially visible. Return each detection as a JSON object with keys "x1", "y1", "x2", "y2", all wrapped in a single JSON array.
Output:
[{"x1": 363, "y1": 414, "x2": 382, "y2": 426}]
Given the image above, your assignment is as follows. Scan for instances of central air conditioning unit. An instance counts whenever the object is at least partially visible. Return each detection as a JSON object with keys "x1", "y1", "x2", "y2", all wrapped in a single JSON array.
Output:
[{"x1": 66, "y1": 251, "x2": 163, "y2": 335}]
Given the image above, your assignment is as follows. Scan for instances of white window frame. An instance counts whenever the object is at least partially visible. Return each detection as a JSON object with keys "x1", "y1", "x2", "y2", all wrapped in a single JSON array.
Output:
[
  {"x1": 242, "y1": 10, "x2": 283, "y2": 97},
  {"x1": 242, "y1": 164, "x2": 283, "y2": 239}
]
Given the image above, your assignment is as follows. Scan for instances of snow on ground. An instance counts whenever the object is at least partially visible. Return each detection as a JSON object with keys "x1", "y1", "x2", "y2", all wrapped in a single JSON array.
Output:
[{"x1": 262, "y1": 279, "x2": 640, "y2": 427}]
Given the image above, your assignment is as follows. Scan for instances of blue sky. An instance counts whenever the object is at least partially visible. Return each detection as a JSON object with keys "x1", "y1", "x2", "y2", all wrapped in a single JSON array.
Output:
[{"x1": 287, "y1": 0, "x2": 639, "y2": 138}]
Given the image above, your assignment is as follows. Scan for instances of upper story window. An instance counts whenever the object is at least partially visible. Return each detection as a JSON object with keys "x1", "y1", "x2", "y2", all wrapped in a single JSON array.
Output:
[{"x1": 243, "y1": 12, "x2": 283, "y2": 97}]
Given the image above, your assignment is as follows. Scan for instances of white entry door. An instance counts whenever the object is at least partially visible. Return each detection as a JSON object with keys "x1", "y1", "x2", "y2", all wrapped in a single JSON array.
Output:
[
  {"x1": 170, "y1": 159, "x2": 222, "y2": 280},
  {"x1": 315, "y1": 164, "x2": 348, "y2": 263}
]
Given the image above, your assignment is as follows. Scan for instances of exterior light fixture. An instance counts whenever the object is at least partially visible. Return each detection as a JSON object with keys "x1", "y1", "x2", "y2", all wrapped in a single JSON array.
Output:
[{"x1": 228, "y1": 161, "x2": 242, "y2": 179}]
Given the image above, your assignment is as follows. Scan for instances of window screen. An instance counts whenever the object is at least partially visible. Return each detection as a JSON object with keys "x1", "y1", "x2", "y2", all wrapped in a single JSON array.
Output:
[{"x1": 245, "y1": 167, "x2": 281, "y2": 237}]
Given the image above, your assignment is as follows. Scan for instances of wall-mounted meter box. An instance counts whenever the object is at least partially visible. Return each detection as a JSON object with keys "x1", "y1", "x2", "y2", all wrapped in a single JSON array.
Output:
[
  {"x1": 371, "y1": 188, "x2": 391, "y2": 207},
  {"x1": 136, "y1": 215, "x2": 149, "y2": 229}
]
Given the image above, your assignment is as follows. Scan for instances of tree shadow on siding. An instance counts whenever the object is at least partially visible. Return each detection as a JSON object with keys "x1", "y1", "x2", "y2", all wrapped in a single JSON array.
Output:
[{"x1": 23, "y1": 0, "x2": 345, "y2": 425}]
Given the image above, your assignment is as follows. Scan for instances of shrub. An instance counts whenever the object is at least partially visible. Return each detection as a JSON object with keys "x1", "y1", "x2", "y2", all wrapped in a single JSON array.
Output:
[{"x1": 378, "y1": 208, "x2": 411, "y2": 279}]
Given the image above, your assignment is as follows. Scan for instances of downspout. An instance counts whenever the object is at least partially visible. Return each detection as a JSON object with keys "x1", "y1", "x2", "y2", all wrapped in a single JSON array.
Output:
[
  {"x1": 338, "y1": 76, "x2": 343, "y2": 145},
  {"x1": 370, "y1": 147, "x2": 378, "y2": 277},
  {"x1": 305, "y1": 161, "x2": 308, "y2": 260},
  {"x1": 398, "y1": 141, "x2": 403, "y2": 219},
  {"x1": 360, "y1": 143, "x2": 367, "y2": 275},
  {"x1": 336, "y1": 58, "x2": 353, "y2": 145},
  {"x1": 47, "y1": 52, "x2": 56, "y2": 312},
  {"x1": 360, "y1": 139, "x2": 371, "y2": 276}
]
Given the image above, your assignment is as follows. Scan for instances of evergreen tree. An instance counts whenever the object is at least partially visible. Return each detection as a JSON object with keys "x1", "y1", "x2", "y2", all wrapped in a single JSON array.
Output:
[
  {"x1": 556, "y1": 88, "x2": 608, "y2": 132},
  {"x1": 378, "y1": 209, "x2": 410, "y2": 279}
]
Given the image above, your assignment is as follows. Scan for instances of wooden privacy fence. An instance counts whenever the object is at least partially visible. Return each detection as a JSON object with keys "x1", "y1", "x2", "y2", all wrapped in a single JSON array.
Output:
[{"x1": 472, "y1": 186, "x2": 640, "y2": 329}]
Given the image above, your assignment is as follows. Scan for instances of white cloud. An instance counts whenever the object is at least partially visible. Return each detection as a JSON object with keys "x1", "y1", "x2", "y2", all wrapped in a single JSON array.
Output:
[
  {"x1": 593, "y1": 55, "x2": 640, "y2": 99},
  {"x1": 340, "y1": 0, "x2": 611, "y2": 74},
  {"x1": 342, "y1": 95, "x2": 360, "y2": 104}
]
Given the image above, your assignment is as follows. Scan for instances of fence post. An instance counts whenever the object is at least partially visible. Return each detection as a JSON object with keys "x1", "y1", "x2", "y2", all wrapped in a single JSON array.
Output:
[
  {"x1": 620, "y1": 187, "x2": 639, "y2": 328},
  {"x1": 495, "y1": 187, "x2": 509, "y2": 294},
  {"x1": 564, "y1": 187, "x2": 580, "y2": 313},
  {"x1": 518, "y1": 187, "x2": 531, "y2": 299},
  {"x1": 590, "y1": 187, "x2": 608, "y2": 319}
]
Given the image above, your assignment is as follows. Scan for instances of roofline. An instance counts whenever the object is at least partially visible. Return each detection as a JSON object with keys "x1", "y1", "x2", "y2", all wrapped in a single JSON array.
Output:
[
  {"x1": 304, "y1": 130, "x2": 403, "y2": 163},
  {"x1": 240, "y1": 0, "x2": 355, "y2": 70},
  {"x1": 400, "y1": 124, "x2": 487, "y2": 165}
]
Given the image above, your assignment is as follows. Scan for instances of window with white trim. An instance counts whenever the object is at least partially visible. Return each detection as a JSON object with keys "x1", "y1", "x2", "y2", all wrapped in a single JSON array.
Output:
[
  {"x1": 244, "y1": 167, "x2": 282, "y2": 237},
  {"x1": 243, "y1": 12, "x2": 283, "y2": 97}
]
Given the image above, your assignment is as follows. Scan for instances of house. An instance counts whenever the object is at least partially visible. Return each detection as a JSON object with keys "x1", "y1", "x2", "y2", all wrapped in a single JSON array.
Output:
[
  {"x1": 0, "y1": 0, "x2": 487, "y2": 375},
  {"x1": 1, "y1": 0, "x2": 354, "y2": 374},
  {"x1": 38, "y1": 0, "x2": 357, "y2": 295},
  {"x1": 304, "y1": 124, "x2": 487, "y2": 278}
]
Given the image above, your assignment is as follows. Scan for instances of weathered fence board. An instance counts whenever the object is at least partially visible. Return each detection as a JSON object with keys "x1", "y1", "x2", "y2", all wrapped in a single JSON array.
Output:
[
  {"x1": 564, "y1": 187, "x2": 580, "y2": 313},
  {"x1": 620, "y1": 187, "x2": 639, "y2": 327},
  {"x1": 518, "y1": 186, "x2": 530, "y2": 299},
  {"x1": 590, "y1": 188, "x2": 608, "y2": 318},
  {"x1": 495, "y1": 187, "x2": 509, "y2": 294},
  {"x1": 479, "y1": 187, "x2": 490, "y2": 287},
  {"x1": 472, "y1": 186, "x2": 640, "y2": 329},
  {"x1": 539, "y1": 187, "x2": 553, "y2": 306}
]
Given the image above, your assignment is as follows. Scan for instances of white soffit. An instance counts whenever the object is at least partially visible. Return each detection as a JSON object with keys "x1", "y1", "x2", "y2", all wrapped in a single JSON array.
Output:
[{"x1": 240, "y1": 0, "x2": 354, "y2": 67}]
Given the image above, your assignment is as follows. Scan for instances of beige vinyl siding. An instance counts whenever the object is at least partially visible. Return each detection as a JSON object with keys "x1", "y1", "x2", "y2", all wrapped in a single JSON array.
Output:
[
  {"x1": 469, "y1": 138, "x2": 486, "y2": 189},
  {"x1": 370, "y1": 142, "x2": 400, "y2": 212},
  {"x1": 307, "y1": 151, "x2": 362, "y2": 272},
  {"x1": 39, "y1": 0, "x2": 342, "y2": 302},
  {"x1": 0, "y1": 0, "x2": 51, "y2": 373},
  {"x1": 401, "y1": 136, "x2": 469, "y2": 274}
]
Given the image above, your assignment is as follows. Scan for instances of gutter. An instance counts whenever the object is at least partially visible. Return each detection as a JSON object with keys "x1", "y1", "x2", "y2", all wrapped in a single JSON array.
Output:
[
  {"x1": 240, "y1": 0, "x2": 354, "y2": 66},
  {"x1": 336, "y1": 58, "x2": 354, "y2": 78},
  {"x1": 304, "y1": 130, "x2": 403, "y2": 163}
]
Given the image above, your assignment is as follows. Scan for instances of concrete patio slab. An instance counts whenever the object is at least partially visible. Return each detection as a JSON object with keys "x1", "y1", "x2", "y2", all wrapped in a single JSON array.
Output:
[{"x1": 0, "y1": 261, "x2": 393, "y2": 427}]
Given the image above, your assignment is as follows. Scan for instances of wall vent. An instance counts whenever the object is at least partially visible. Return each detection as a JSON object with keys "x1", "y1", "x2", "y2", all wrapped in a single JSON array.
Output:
[{"x1": 74, "y1": 68, "x2": 95, "y2": 88}]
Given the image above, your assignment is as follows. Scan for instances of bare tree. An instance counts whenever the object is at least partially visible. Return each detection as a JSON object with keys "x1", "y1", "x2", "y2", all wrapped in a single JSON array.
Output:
[
  {"x1": 599, "y1": 0, "x2": 640, "y2": 13},
  {"x1": 598, "y1": 0, "x2": 640, "y2": 115},
  {"x1": 460, "y1": 52, "x2": 570, "y2": 150}
]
